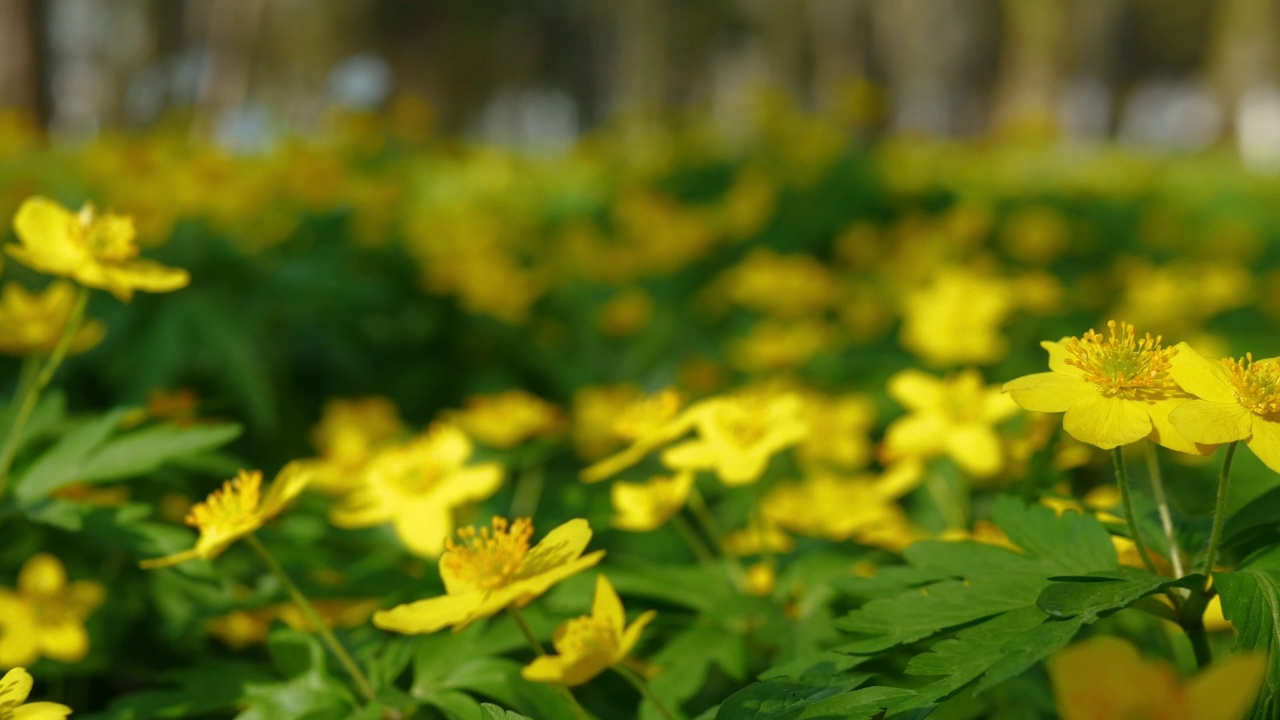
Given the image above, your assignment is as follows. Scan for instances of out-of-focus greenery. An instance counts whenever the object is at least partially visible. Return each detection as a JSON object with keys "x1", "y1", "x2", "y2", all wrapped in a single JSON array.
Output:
[{"x1": 3, "y1": 95, "x2": 1280, "y2": 719}]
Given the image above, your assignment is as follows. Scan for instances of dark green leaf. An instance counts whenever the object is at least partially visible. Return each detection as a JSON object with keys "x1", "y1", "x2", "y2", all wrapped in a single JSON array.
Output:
[
  {"x1": 715, "y1": 677, "x2": 914, "y2": 720},
  {"x1": 1037, "y1": 569, "x2": 1202, "y2": 622},
  {"x1": 1215, "y1": 569, "x2": 1280, "y2": 718},
  {"x1": 990, "y1": 495, "x2": 1118, "y2": 575}
]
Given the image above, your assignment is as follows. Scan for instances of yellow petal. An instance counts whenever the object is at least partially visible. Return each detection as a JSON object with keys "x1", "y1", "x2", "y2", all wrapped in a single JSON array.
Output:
[
  {"x1": 102, "y1": 259, "x2": 191, "y2": 297},
  {"x1": 1003, "y1": 373, "x2": 1096, "y2": 413},
  {"x1": 10, "y1": 197, "x2": 89, "y2": 274},
  {"x1": 259, "y1": 461, "x2": 313, "y2": 520},
  {"x1": 1246, "y1": 417, "x2": 1280, "y2": 474},
  {"x1": 943, "y1": 424, "x2": 1004, "y2": 477},
  {"x1": 1042, "y1": 340, "x2": 1085, "y2": 377},
  {"x1": 433, "y1": 463, "x2": 504, "y2": 507},
  {"x1": 1062, "y1": 395, "x2": 1151, "y2": 449},
  {"x1": 521, "y1": 655, "x2": 568, "y2": 684},
  {"x1": 1168, "y1": 401, "x2": 1252, "y2": 445},
  {"x1": 12, "y1": 701, "x2": 74, "y2": 720},
  {"x1": 0, "y1": 667, "x2": 34, "y2": 706},
  {"x1": 591, "y1": 575, "x2": 625, "y2": 635},
  {"x1": 1048, "y1": 636, "x2": 1179, "y2": 720},
  {"x1": 1145, "y1": 394, "x2": 1214, "y2": 454},
  {"x1": 1186, "y1": 652, "x2": 1267, "y2": 720},
  {"x1": 659, "y1": 439, "x2": 714, "y2": 472},
  {"x1": 37, "y1": 622, "x2": 89, "y2": 663},
  {"x1": 522, "y1": 519, "x2": 594, "y2": 577},
  {"x1": 394, "y1": 500, "x2": 453, "y2": 558},
  {"x1": 619, "y1": 609, "x2": 656, "y2": 660},
  {"x1": 373, "y1": 592, "x2": 482, "y2": 635},
  {"x1": 138, "y1": 546, "x2": 203, "y2": 570},
  {"x1": 0, "y1": 598, "x2": 39, "y2": 667},
  {"x1": 883, "y1": 415, "x2": 946, "y2": 460},
  {"x1": 885, "y1": 369, "x2": 943, "y2": 412},
  {"x1": 18, "y1": 554, "x2": 67, "y2": 595},
  {"x1": 1168, "y1": 343, "x2": 1237, "y2": 404}
]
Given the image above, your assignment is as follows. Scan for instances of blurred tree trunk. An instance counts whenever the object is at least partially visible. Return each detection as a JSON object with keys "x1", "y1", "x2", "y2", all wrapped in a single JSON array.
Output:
[
  {"x1": 1206, "y1": 0, "x2": 1278, "y2": 127},
  {"x1": 189, "y1": 0, "x2": 264, "y2": 139},
  {"x1": 0, "y1": 0, "x2": 40, "y2": 115},
  {"x1": 807, "y1": 0, "x2": 866, "y2": 111},
  {"x1": 613, "y1": 0, "x2": 668, "y2": 117},
  {"x1": 989, "y1": 0, "x2": 1068, "y2": 133}
]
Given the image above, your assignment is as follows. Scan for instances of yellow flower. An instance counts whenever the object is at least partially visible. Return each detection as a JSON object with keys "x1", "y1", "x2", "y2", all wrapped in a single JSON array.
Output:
[
  {"x1": 580, "y1": 389, "x2": 694, "y2": 483},
  {"x1": 1049, "y1": 636, "x2": 1264, "y2": 720},
  {"x1": 7, "y1": 197, "x2": 189, "y2": 302},
  {"x1": 449, "y1": 390, "x2": 564, "y2": 450},
  {"x1": 1002, "y1": 321, "x2": 1203, "y2": 452},
  {"x1": 140, "y1": 464, "x2": 311, "y2": 569},
  {"x1": 208, "y1": 599, "x2": 379, "y2": 650},
  {"x1": 570, "y1": 385, "x2": 641, "y2": 461},
  {"x1": 661, "y1": 391, "x2": 809, "y2": 486},
  {"x1": 0, "y1": 281, "x2": 105, "y2": 356},
  {"x1": 795, "y1": 392, "x2": 877, "y2": 471},
  {"x1": 762, "y1": 462, "x2": 923, "y2": 552},
  {"x1": 1167, "y1": 345, "x2": 1280, "y2": 472},
  {"x1": 728, "y1": 319, "x2": 834, "y2": 373},
  {"x1": 0, "y1": 667, "x2": 72, "y2": 719},
  {"x1": 0, "y1": 554, "x2": 105, "y2": 667},
  {"x1": 521, "y1": 575, "x2": 654, "y2": 687},
  {"x1": 717, "y1": 249, "x2": 834, "y2": 318},
  {"x1": 329, "y1": 424, "x2": 503, "y2": 557},
  {"x1": 610, "y1": 471, "x2": 694, "y2": 532},
  {"x1": 303, "y1": 397, "x2": 404, "y2": 495},
  {"x1": 883, "y1": 368, "x2": 1019, "y2": 478},
  {"x1": 900, "y1": 268, "x2": 1014, "y2": 366},
  {"x1": 373, "y1": 517, "x2": 605, "y2": 634}
]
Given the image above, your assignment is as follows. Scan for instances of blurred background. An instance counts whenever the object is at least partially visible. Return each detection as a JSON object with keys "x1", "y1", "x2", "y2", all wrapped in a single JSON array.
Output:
[{"x1": 3, "y1": 0, "x2": 1280, "y2": 164}]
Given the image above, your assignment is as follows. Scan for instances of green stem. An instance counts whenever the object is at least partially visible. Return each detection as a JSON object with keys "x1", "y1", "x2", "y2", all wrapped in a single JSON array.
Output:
[
  {"x1": 1178, "y1": 585, "x2": 1215, "y2": 670},
  {"x1": 670, "y1": 514, "x2": 717, "y2": 567},
  {"x1": 1113, "y1": 447, "x2": 1159, "y2": 575},
  {"x1": 1201, "y1": 441, "x2": 1239, "y2": 577},
  {"x1": 509, "y1": 462, "x2": 545, "y2": 519},
  {"x1": 507, "y1": 607, "x2": 590, "y2": 720},
  {"x1": 0, "y1": 286, "x2": 89, "y2": 499},
  {"x1": 1145, "y1": 442, "x2": 1185, "y2": 578},
  {"x1": 245, "y1": 534, "x2": 378, "y2": 705},
  {"x1": 613, "y1": 664, "x2": 677, "y2": 720},
  {"x1": 686, "y1": 487, "x2": 748, "y2": 592}
]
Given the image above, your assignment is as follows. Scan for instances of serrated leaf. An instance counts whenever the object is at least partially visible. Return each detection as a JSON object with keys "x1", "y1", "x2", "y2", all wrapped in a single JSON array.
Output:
[
  {"x1": 1214, "y1": 569, "x2": 1280, "y2": 718},
  {"x1": 481, "y1": 704, "x2": 535, "y2": 720},
  {"x1": 1036, "y1": 569, "x2": 1202, "y2": 622},
  {"x1": 990, "y1": 495, "x2": 1118, "y2": 575},
  {"x1": 715, "y1": 678, "x2": 914, "y2": 720},
  {"x1": 644, "y1": 619, "x2": 747, "y2": 720}
]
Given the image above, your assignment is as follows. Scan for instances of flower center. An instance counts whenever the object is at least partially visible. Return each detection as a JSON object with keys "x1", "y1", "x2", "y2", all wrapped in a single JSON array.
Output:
[
  {"x1": 441, "y1": 517, "x2": 533, "y2": 592},
  {"x1": 614, "y1": 389, "x2": 683, "y2": 440},
  {"x1": 552, "y1": 614, "x2": 618, "y2": 659},
  {"x1": 1063, "y1": 320, "x2": 1175, "y2": 397},
  {"x1": 1226, "y1": 353, "x2": 1280, "y2": 416},
  {"x1": 186, "y1": 470, "x2": 263, "y2": 531},
  {"x1": 78, "y1": 205, "x2": 139, "y2": 262}
]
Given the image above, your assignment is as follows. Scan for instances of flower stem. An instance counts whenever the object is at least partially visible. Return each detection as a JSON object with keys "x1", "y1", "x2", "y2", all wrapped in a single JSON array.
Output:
[
  {"x1": 1201, "y1": 441, "x2": 1239, "y2": 577},
  {"x1": 1113, "y1": 447, "x2": 1159, "y2": 575},
  {"x1": 686, "y1": 487, "x2": 748, "y2": 592},
  {"x1": 507, "y1": 607, "x2": 590, "y2": 720},
  {"x1": 613, "y1": 664, "x2": 677, "y2": 720},
  {"x1": 509, "y1": 462, "x2": 545, "y2": 519},
  {"x1": 245, "y1": 534, "x2": 378, "y2": 705},
  {"x1": 670, "y1": 514, "x2": 717, "y2": 567},
  {"x1": 0, "y1": 286, "x2": 89, "y2": 499},
  {"x1": 1145, "y1": 442, "x2": 1185, "y2": 578}
]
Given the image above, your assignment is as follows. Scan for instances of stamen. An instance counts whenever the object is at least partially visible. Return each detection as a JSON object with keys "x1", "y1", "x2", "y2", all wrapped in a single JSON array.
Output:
[
  {"x1": 441, "y1": 517, "x2": 534, "y2": 591},
  {"x1": 1063, "y1": 320, "x2": 1175, "y2": 397},
  {"x1": 186, "y1": 470, "x2": 262, "y2": 529},
  {"x1": 1226, "y1": 353, "x2": 1280, "y2": 416}
]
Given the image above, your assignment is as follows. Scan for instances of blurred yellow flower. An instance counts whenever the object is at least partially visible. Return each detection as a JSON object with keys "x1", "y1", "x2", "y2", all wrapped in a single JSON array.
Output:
[
  {"x1": 1003, "y1": 321, "x2": 1202, "y2": 452},
  {"x1": 303, "y1": 396, "x2": 404, "y2": 495},
  {"x1": 0, "y1": 667, "x2": 72, "y2": 719},
  {"x1": 744, "y1": 561, "x2": 776, "y2": 598},
  {"x1": 610, "y1": 471, "x2": 694, "y2": 532},
  {"x1": 374, "y1": 517, "x2": 605, "y2": 634},
  {"x1": 598, "y1": 287, "x2": 654, "y2": 338},
  {"x1": 450, "y1": 390, "x2": 564, "y2": 450},
  {"x1": 763, "y1": 463, "x2": 923, "y2": 552},
  {"x1": 900, "y1": 268, "x2": 1014, "y2": 366},
  {"x1": 570, "y1": 385, "x2": 641, "y2": 461},
  {"x1": 208, "y1": 599, "x2": 380, "y2": 650},
  {"x1": 140, "y1": 464, "x2": 311, "y2": 569},
  {"x1": 662, "y1": 391, "x2": 809, "y2": 486},
  {"x1": 729, "y1": 319, "x2": 834, "y2": 373},
  {"x1": 1168, "y1": 345, "x2": 1280, "y2": 473},
  {"x1": 796, "y1": 392, "x2": 877, "y2": 471},
  {"x1": 1049, "y1": 636, "x2": 1263, "y2": 720},
  {"x1": 883, "y1": 368, "x2": 1019, "y2": 478},
  {"x1": 718, "y1": 249, "x2": 834, "y2": 317},
  {"x1": 7, "y1": 197, "x2": 189, "y2": 301},
  {"x1": 0, "y1": 554, "x2": 105, "y2": 667},
  {"x1": 330, "y1": 423, "x2": 503, "y2": 557},
  {"x1": 521, "y1": 575, "x2": 654, "y2": 687},
  {"x1": 0, "y1": 281, "x2": 105, "y2": 356},
  {"x1": 581, "y1": 388, "x2": 693, "y2": 483}
]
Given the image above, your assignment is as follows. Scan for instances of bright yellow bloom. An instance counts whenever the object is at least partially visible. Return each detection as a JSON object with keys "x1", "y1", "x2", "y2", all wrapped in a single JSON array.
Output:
[
  {"x1": 1167, "y1": 344, "x2": 1280, "y2": 472},
  {"x1": 303, "y1": 397, "x2": 404, "y2": 495},
  {"x1": 883, "y1": 368, "x2": 1018, "y2": 478},
  {"x1": 374, "y1": 517, "x2": 605, "y2": 634},
  {"x1": 1003, "y1": 321, "x2": 1203, "y2": 452},
  {"x1": 521, "y1": 575, "x2": 654, "y2": 687},
  {"x1": 762, "y1": 462, "x2": 923, "y2": 552},
  {"x1": 329, "y1": 424, "x2": 503, "y2": 557},
  {"x1": 0, "y1": 668, "x2": 72, "y2": 719},
  {"x1": 900, "y1": 268, "x2": 1014, "y2": 366},
  {"x1": 795, "y1": 392, "x2": 877, "y2": 471},
  {"x1": 717, "y1": 249, "x2": 834, "y2": 317},
  {"x1": 140, "y1": 464, "x2": 311, "y2": 569},
  {"x1": 449, "y1": 390, "x2": 564, "y2": 450},
  {"x1": 610, "y1": 471, "x2": 694, "y2": 532},
  {"x1": 0, "y1": 554, "x2": 105, "y2": 667},
  {"x1": 0, "y1": 281, "x2": 105, "y2": 356},
  {"x1": 1049, "y1": 636, "x2": 1264, "y2": 720},
  {"x1": 661, "y1": 391, "x2": 809, "y2": 486},
  {"x1": 8, "y1": 197, "x2": 189, "y2": 302},
  {"x1": 581, "y1": 389, "x2": 694, "y2": 483}
]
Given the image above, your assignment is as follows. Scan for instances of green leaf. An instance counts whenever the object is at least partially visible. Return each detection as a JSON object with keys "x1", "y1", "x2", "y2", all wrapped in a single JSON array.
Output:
[
  {"x1": 1214, "y1": 569, "x2": 1280, "y2": 718},
  {"x1": 715, "y1": 676, "x2": 914, "y2": 720},
  {"x1": 990, "y1": 495, "x2": 1118, "y2": 575},
  {"x1": 481, "y1": 704, "x2": 535, "y2": 720},
  {"x1": 644, "y1": 619, "x2": 748, "y2": 720},
  {"x1": 12, "y1": 409, "x2": 128, "y2": 503},
  {"x1": 1036, "y1": 569, "x2": 1203, "y2": 622}
]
